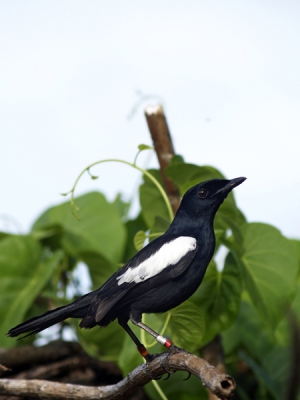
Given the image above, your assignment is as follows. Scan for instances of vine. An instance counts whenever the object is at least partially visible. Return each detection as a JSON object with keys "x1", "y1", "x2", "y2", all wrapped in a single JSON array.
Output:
[{"x1": 62, "y1": 149, "x2": 174, "y2": 224}]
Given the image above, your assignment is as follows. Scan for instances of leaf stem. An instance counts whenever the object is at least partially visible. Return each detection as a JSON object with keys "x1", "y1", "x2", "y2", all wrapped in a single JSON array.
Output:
[
  {"x1": 68, "y1": 158, "x2": 174, "y2": 222},
  {"x1": 151, "y1": 380, "x2": 169, "y2": 400}
]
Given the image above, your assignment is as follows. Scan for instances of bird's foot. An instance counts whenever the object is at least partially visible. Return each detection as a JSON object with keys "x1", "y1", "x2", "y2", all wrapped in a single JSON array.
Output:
[
  {"x1": 161, "y1": 364, "x2": 175, "y2": 380},
  {"x1": 144, "y1": 359, "x2": 163, "y2": 381},
  {"x1": 167, "y1": 345, "x2": 191, "y2": 380},
  {"x1": 144, "y1": 355, "x2": 175, "y2": 380},
  {"x1": 145, "y1": 353, "x2": 158, "y2": 363},
  {"x1": 169, "y1": 344, "x2": 186, "y2": 353},
  {"x1": 183, "y1": 372, "x2": 192, "y2": 381}
]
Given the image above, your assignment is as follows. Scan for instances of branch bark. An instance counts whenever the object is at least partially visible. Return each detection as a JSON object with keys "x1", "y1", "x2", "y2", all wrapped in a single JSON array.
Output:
[
  {"x1": 144, "y1": 104, "x2": 181, "y2": 213},
  {"x1": 0, "y1": 341, "x2": 80, "y2": 368},
  {"x1": 0, "y1": 349, "x2": 235, "y2": 399}
]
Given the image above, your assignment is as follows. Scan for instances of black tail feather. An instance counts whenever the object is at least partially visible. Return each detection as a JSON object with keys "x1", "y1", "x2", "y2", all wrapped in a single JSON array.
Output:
[{"x1": 7, "y1": 291, "x2": 95, "y2": 338}]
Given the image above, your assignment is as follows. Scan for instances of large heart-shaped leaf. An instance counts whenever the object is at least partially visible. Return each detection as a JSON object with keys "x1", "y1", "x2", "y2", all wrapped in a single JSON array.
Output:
[
  {"x1": 79, "y1": 251, "x2": 117, "y2": 290},
  {"x1": 32, "y1": 192, "x2": 126, "y2": 265},
  {"x1": 165, "y1": 301, "x2": 205, "y2": 351},
  {"x1": 0, "y1": 235, "x2": 62, "y2": 347},
  {"x1": 165, "y1": 163, "x2": 225, "y2": 194},
  {"x1": 222, "y1": 299, "x2": 277, "y2": 359},
  {"x1": 123, "y1": 213, "x2": 147, "y2": 261},
  {"x1": 240, "y1": 223, "x2": 298, "y2": 328},
  {"x1": 192, "y1": 255, "x2": 242, "y2": 344}
]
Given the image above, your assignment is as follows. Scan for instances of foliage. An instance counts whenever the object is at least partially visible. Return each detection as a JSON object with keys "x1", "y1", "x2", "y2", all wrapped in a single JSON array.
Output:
[{"x1": 0, "y1": 150, "x2": 299, "y2": 400}]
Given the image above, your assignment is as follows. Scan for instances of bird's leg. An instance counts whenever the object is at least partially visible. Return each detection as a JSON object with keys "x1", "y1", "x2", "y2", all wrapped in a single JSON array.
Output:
[
  {"x1": 130, "y1": 311, "x2": 176, "y2": 378},
  {"x1": 118, "y1": 317, "x2": 152, "y2": 361},
  {"x1": 130, "y1": 310, "x2": 173, "y2": 350}
]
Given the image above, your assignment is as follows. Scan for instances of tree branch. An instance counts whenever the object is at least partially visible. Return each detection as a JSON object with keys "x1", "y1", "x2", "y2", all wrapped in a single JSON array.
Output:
[
  {"x1": 144, "y1": 104, "x2": 181, "y2": 213},
  {"x1": 0, "y1": 341, "x2": 80, "y2": 368},
  {"x1": 0, "y1": 349, "x2": 235, "y2": 399}
]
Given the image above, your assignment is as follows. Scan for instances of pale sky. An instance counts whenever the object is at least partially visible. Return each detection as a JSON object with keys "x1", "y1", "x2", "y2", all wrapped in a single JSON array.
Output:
[{"x1": 1, "y1": 0, "x2": 300, "y2": 239}]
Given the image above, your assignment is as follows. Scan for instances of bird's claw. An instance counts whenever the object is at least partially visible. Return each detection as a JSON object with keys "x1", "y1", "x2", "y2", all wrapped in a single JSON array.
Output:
[
  {"x1": 145, "y1": 353, "x2": 158, "y2": 363},
  {"x1": 183, "y1": 371, "x2": 191, "y2": 381},
  {"x1": 144, "y1": 354, "x2": 175, "y2": 380},
  {"x1": 166, "y1": 345, "x2": 191, "y2": 380},
  {"x1": 145, "y1": 362, "x2": 163, "y2": 381},
  {"x1": 161, "y1": 364, "x2": 175, "y2": 380},
  {"x1": 169, "y1": 344, "x2": 185, "y2": 353}
]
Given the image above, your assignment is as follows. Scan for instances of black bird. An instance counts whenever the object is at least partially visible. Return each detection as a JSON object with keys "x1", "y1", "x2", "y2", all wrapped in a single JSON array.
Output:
[{"x1": 8, "y1": 177, "x2": 245, "y2": 360}]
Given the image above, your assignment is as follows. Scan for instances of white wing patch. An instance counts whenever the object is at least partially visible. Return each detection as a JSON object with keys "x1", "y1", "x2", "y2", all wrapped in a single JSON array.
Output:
[{"x1": 116, "y1": 236, "x2": 196, "y2": 285}]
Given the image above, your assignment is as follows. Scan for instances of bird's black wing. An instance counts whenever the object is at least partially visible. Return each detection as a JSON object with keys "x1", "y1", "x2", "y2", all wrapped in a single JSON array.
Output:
[
  {"x1": 115, "y1": 235, "x2": 198, "y2": 285},
  {"x1": 80, "y1": 235, "x2": 198, "y2": 326},
  {"x1": 168, "y1": 247, "x2": 198, "y2": 278}
]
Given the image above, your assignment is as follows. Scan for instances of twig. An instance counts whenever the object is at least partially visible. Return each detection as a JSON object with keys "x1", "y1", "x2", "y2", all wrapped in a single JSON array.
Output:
[
  {"x1": 0, "y1": 349, "x2": 235, "y2": 399},
  {"x1": 0, "y1": 340, "x2": 79, "y2": 368},
  {"x1": 13, "y1": 356, "x2": 87, "y2": 380},
  {"x1": 144, "y1": 104, "x2": 181, "y2": 213}
]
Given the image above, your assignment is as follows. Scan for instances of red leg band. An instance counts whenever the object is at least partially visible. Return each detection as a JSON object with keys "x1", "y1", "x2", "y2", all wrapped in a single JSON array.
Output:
[
  {"x1": 138, "y1": 345, "x2": 149, "y2": 357},
  {"x1": 164, "y1": 339, "x2": 173, "y2": 348}
]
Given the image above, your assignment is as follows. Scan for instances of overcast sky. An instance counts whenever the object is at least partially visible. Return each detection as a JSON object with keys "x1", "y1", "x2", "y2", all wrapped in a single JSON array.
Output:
[{"x1": 1, "y1": 0, "x2": 300, "y2": 239}]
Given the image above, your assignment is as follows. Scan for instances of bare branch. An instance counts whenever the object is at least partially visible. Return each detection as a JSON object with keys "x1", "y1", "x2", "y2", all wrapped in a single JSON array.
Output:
[
  {"x1": 201, "y1": 335, "x2": 228, "y2": 400},
  {"x1": 144, "y1": 104, "x2": 181, "y2": 213},
  {"x1": 0, "y1": 349, "x2": 235, "y2": 399},
  {"x1": 0, "y1": 341, "x2": 80, "y2": 368}
]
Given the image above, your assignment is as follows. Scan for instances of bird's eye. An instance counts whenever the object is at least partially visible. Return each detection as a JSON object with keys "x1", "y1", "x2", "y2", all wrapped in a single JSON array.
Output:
[{"x1": 198, "y1": 189, "x2": 208, "y2": 198}]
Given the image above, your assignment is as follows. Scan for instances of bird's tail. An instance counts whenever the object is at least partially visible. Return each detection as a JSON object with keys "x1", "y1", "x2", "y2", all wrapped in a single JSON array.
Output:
[{"x1": 7, "y1": 291, "x2": 95, "y2": 338}]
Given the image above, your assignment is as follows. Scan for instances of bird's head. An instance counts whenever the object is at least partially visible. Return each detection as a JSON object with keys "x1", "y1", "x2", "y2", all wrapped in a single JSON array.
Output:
[{"x1": 177, "y1": 177, "x2": 246, "y2": 220}]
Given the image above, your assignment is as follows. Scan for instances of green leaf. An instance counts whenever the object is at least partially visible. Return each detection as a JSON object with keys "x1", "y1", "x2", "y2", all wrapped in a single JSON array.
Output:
[
  {"x1": 32, "y1": 192, "x2": 127, "y2": 265},
  {"x1": 149, "y1": 216, "x2": 170, "y2": 240},
  {"x1": 240, "y1": 223, "x2": 298, "y2": 328},
  {"x1": 0, "y1": 232, "x2": 11, "y2": 242},
  {"x1": 192, "y1": 255, "x2": 242, "y2": 344},
  {"x1": 169, "y1": 154, "x2": 185, "y2": 165},
  {"x1": 275, "y1": 281, "x2": 300, "y2": 346},
  {"x1": 165, "y1": 163, "x2": 225, "y2": 194},
  {"x1": 222, "y1": 300, "x2": 277, "y2": 359},
  {"x1": 0, "y1": 235, "x2": 62, "y2": 347},
  {"x1": 215, "y1": 200, "x2": 246, "y2": 249},
  {"x1": 240, "y1": 351, "x2": 282, "y2": 400},
  {"x1": 133, "y1": 230, "x2": 147, "y2": 251},
  {"x1": 112, "y1": 193, "x2": 130, "y2": 220},
  {"x1": 139, "y1": 170, "x2": 170, "y2": 228},
  {"x1": 290, "y1": 238, "x2": 300, "y2": 280},
  {"x1": 123, "y1": 213, "x2": 147, "y2": 262},
  {"x1": 138, "y1": 144, "x2": 153, "y2": 151},
  {"x1": 79, "y1": 251, "x2": 117, "y2": 290},
  {"x1": 261, "y1": 346, "x2": 291, "y2": 399},
  {"x1": 165, "y1": 301, "x2": 205, "y2": 351}
]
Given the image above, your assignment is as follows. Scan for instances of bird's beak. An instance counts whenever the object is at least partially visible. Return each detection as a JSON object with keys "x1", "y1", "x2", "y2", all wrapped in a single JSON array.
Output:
[{"x1": 213, "y1": 177, "x2": 246, "y2": 196}]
